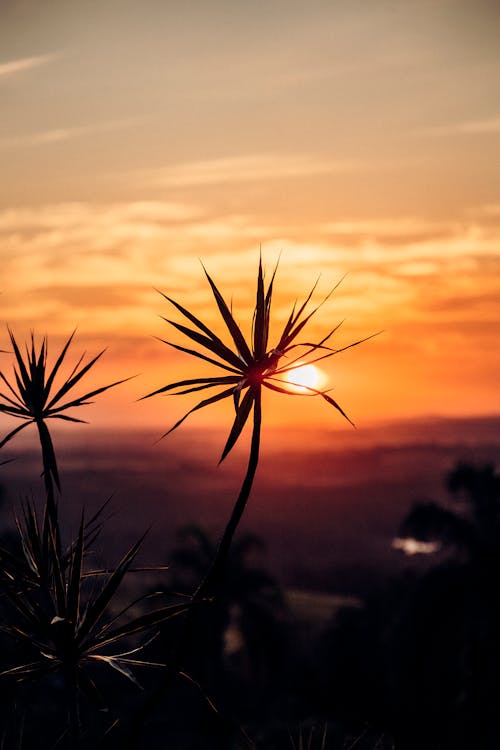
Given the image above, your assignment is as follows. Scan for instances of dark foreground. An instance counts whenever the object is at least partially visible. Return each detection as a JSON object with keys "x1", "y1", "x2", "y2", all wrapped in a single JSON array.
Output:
[{"x1": 1, "y1": 415, "x2": 499, "y2": 748}]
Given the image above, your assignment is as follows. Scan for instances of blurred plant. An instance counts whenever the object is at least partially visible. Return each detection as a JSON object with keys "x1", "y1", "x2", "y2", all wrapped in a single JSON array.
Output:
[
  {"x1": 289, "y1": 724, "x2": 328, "y2": 750},
  {"x1": 171, "y1": 524, "x2": 282, "y2": 607},
  {"x1": 144, "y1": 256, "x2": 376, "y2": 595},
  {"x1": 0, "y1": 501, "x2": 190, "y2": 746},
  {"x1": 0, "y1": 329, "x2": 129, "y2": 526},
  {"x1": 169, "y1": 524, "x2": 285, "y2": 687}
]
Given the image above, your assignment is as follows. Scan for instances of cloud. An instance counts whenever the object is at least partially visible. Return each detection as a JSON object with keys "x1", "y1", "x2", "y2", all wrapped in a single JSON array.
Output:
[
  {"x1": 469, "y1": 203, "x2": 500, "y2": 218},
  {"x1": 419, "y1": 290, "x2": 500, "y2": 315},
  {"x1": 1, "y1": 199, "x2": 499, "y2": 430},
  {"x1": 0, "y1": 53, "x2": 57, "y2": 77},
  {"x1": 0, "y1": 201, "x2": 199, "y2": 232},
  {"x1": 142, "y1": 154, "x2": 366, "y2": 188},
  {"x1": 418, "y1": 115, "x2": 500, "y2": 137},
  {"x1": 319, "y1": 217, "x2": 459, "y2": 242},
  {"x1": 1, "y1": 201, "x2": 499, "y2": 341},
  {"x1": 0, "y1": 118, "x2": 146, "y2": 150}
]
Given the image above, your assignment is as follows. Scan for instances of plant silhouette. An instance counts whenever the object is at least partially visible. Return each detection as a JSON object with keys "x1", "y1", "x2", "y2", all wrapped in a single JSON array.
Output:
[
  {"x1": 0, "y1": 504, "x2": 189, "y2": 745},
  {"x1": 129, "y1": 257, "x2": 375, "y2": 746},
  {"x1": 144, "y1": 256, "x2": 375, "y2": 597},
  {"x1": 0, "y1": 330, "x2": 129, "y2": 529},
  {"x1": 0, "y1": 331, "x2": 188, "y2": 748},
  {"x1": 0, "y1": 264, "x2": 381, "y2": 749}
]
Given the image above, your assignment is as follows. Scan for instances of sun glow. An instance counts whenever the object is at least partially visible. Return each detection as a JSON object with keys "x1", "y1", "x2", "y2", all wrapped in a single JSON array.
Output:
[{"x1": 283, "y1": 363, "x2": 325, "y2": 393}]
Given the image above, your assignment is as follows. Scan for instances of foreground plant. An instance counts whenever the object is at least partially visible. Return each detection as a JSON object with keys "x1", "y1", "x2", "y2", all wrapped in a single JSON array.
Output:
[
  {"x1": 144, "y1": 256, "x2": 375, "y2": 595},
  {"x1": 0, "y1": 329, "x2": 129, "y2": 524},
  {"x1": 289, "y1": 723, "x2": 328, "y2": 750},
  {"x1": 0, "y1": 501, "x2": 190, "y2": 745}
]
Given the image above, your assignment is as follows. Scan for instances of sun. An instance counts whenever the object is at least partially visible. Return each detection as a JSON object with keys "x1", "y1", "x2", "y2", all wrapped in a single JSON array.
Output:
[{"x1": 284, "y1": 362, "x2": 325, "y2": 392}]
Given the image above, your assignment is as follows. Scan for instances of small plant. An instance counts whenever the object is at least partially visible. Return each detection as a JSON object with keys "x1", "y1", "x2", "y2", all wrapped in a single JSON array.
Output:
[
  {"x1": 0, "y1": 501, "x2": 190, "y2": 744},
  {"x1": 0, "y1": 329, "x2": 129, "y2": 522}
]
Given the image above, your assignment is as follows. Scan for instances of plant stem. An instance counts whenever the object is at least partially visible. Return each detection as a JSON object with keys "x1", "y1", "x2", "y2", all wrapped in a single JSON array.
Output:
[
  {"x1": 35, "y1": 419, "x2": 61, "y2": 556},
  {"x1": 195, "y1": 386, "x2": 262, "y2": 599},
  {"x1": 66, "y1": 666, "x2": 81, "y2": 749},
  {"x1": 126, "y1": 388, "x2": 262, "y2": 748},
  {"x1": 36, "y1": 420, "x2": 57, "y2": 518}
]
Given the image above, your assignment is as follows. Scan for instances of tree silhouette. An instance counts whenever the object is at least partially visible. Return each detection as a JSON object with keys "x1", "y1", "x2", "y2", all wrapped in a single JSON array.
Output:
[
  {"x1": 400, "y1": 461, "x2": 500, "y2": 566},
  {"x1": 168, "y1": 524, "x2": 286, "y2": 690},
  {"x1": 391, "y1": 461, "x2": 500, "y2": 749},
  {"x1": 320, "y1": 462, "x2": 500, "y2": 750}
]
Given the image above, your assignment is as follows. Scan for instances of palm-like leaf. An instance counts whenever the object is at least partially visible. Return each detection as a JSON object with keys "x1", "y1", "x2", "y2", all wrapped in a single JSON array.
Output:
[
  {"x1": 0, "y1": 329, "x2": 131, "y2": 491},
  {"x1": 144, "y1": 256, "x2": 377, "y2": 461}
]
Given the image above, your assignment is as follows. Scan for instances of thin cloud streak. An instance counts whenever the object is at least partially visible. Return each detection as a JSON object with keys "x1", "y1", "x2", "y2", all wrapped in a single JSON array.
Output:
[
  {"x1": 142, "y1": 154, "x2": 368, "y2": 188},
  {"x1": 319, "y1": 218, "x2": 460, "y2": 238},
  {"x1": 0, "y1": 118, "x2": 147, "y2": 150},
  {"x1": 0, "y1": 53, "x2": 57, "y2": 77},
  {"x1": 418, "y1": 115, "x2": 500, "y2": 137}
]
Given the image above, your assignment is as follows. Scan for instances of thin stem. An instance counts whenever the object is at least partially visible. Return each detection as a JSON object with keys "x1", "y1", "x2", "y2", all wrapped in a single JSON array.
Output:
[
  {"x1": 195, "y1": 385, "x2": 262, "y2": 599},
  {"x1": 36, "y1": 421, "x2": 54, "y2": 505},
  {"x1": 126, "y1": 388, "x2": 262, "y2": 748},
  {"x1": 35, "y1": 420, "x2": 58, "y2": 518},
  {"x1": 35, "y1": 419, "x2": 61, "y2": 557},
  {"x1": 65, "y1": 666, "x2": 81, "y2": 749}
]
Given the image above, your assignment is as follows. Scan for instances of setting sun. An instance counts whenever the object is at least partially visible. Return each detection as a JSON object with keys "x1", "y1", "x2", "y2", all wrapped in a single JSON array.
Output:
[{"x1": 284, "y1": 363, "x2": 326, "y2": 393}]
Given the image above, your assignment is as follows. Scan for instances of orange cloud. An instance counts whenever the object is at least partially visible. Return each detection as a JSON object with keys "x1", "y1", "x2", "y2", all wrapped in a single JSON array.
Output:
[{"x1": 1, "y1": 200, "x2": 499, "y2": 429}]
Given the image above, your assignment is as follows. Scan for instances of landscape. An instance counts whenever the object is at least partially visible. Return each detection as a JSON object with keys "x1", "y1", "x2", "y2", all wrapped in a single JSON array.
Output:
[
  {"x1": 1, "y1": 0, "x2": 499, "y2": 747},
  {"x1": 3, "y1": 416, "x2": 499, "y2": 593},
  {"x1": 1, "y1": 408, "x2": 499, "y2": 748}
]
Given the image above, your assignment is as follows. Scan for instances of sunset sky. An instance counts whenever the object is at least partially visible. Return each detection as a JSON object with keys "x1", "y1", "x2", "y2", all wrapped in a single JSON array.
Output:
[{"x1": 1, "y1": 0, "x2": 499, "y2": 433}]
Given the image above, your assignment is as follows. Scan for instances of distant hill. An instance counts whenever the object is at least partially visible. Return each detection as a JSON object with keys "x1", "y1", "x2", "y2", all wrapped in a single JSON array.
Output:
[{"x1": 1, "y1": 414, "x2": 499, "y2": 595}]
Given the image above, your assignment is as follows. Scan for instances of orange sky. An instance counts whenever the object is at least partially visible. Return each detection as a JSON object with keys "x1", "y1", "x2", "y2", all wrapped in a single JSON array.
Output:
[{"x1": 1, "y1": 0, "x2": 499, "y2": 434}]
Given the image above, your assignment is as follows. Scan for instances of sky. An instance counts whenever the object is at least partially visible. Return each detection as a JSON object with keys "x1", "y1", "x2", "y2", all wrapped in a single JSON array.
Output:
[{"x1": 1, "y1": 0, "x2": 499, "y2": 434}]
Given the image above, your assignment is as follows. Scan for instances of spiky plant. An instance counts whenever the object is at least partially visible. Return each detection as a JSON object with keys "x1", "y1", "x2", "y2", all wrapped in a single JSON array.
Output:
[
  {"x1": 0, "y1": 329, "x2": 130, "y2": 525},
  {"x1": 144, "y1": 256, "x2": 375, "y2": 596},
  {"x1": 289, "y1": 724, "x2": 328, "y2": 750},
  {"x1": 0, "y1": 502, "x2": 190, "y2": 745}
]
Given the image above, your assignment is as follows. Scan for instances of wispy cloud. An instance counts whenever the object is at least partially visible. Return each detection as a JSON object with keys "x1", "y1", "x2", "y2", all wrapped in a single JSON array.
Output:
[
  {"x1": 142, "y1": 154, "x2": 365, "y2": 188},
  {"x1": 0, "y1": 53, "x2": 57, "y2": 77},
  {"x1": 418, "y1": 115, "x2": 500, "y2": 137},
  {"x1": 319, "y1": 217, "x2": 457, "y2": 239},
  {"x1": 469, "y1": 203, "x2": 500, "y2": 218},
  {"x1": 0, "y1": 201, "x2": 199, "y2": 232},
  {"x1": 0, "y1": 118, "x2": 146, "y2": 150}
]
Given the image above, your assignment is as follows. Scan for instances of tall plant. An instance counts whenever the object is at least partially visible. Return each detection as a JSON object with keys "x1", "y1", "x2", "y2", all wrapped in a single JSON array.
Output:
[{"x1": 144, "y1": 257, "x2": 375, "y2": 597}]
